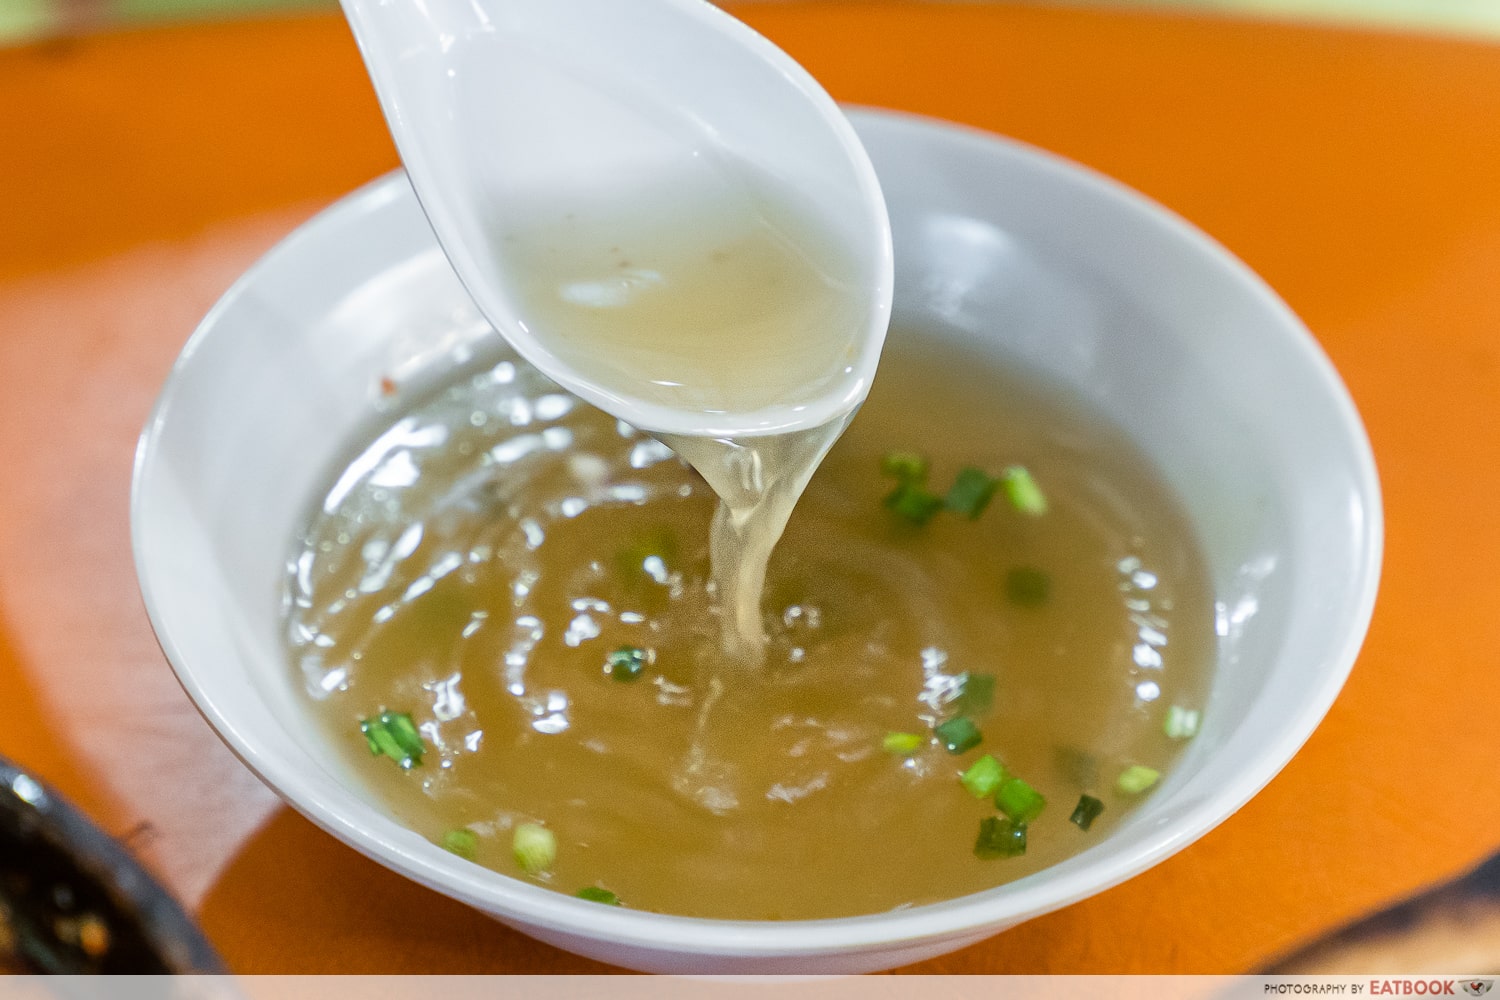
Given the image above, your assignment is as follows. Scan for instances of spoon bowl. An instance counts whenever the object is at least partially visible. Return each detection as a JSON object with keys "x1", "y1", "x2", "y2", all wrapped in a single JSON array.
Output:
[{"x1": 339, "y1": 0, "x2": 894, "y2": 438}]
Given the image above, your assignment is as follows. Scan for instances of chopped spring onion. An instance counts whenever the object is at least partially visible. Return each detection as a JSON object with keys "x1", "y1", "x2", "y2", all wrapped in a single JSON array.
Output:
[
  {"x1": 883, "y1": 731, "x2": 925, "y2": 755},
  {"x1": 960, "y1": 755, "x2": 1006, "y2": 799},
  {"x1": 944, "y1": 466, "x2": 998, "y2": 519},
  {"x1": 441, "y1": 828, "x2": 478, "y2": 859},
  {"x1": 880, "y1": 451, "x2": 929, "y2": 483},
  {"x1": 1000, "y1": 465, "x2": 1048, "y2": 516},
  {"x1": 1005, "y1": 567, "x2": 1051, "y2": 607},
  {"x1": 953, "y1": 672, "x2": 996, "y2": 718},
  {"x1": 366, "y1": 724, "x2": 407, "y2": 763},
  {"x1": 577, "y1": 887, "x2": 621, "y2": 906},
  {"x1": 995, "y1": 776, "x2": 1047, "y2": 825},
  {"x1": 934, "y1": 717, "x2": 982, "y2": 755},
  {"x1": 884, "y1": 482, "x2": 944, "y2": 526},
  {"x1": 606, "y1": 646, "x2": 648, "y2": 682},
  {"x1": 1069, "y1": 794, "x2": 1105, "y2": 831},
  {"x1": 385, "y1": 712, "x2": 425, "y2": 758},
  {"x1": 974, "y1": 816, "x2": 1028, "y2": 859},
  {"x1": 359, "y1": 712, "x2": 425, "y2": 769},
  {"x1": 1163, "y1": 705, "x2": 1201, "y2": 740},
  {"x1": 1116, "y1": 764, "x2": 1161, "y2": 795},
  {"x1": 512, "y1": 823, "x2": 557, "y2": 876}
]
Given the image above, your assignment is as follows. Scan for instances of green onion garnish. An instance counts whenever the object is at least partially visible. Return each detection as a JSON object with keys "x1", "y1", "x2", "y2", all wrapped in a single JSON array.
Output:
[
  {"x1": 1163, "y1": 705, "x2": 1201, "y2": 740},
  {"x1": 944, "y1": 466, "x2": 998, "y2": 519},
  {"x1": 1116, "y1": 764, "x2": 1161, "y2": 795},
  {"x1": 952, "y1": 672, "x2": 996, "y2": 718},
  {"x1": 884, "y1": 482, "x2": 944, "y2": 526},
  {"x1": 441, "y1": 828, "x2": 478, "y2": 859},
  {"x1": 577, "y1": 887, "x2": 621, "y2": 906},
  {"x1": 934, "y1": 717, "x2": 982, "y2": 755},
  {"x1": 974, "y1": 816, "x2": 1028, "y2": 859},
  {"x1": 512, "y1": 823, "x2": 557, "y2": 876},
  {"x1": 1069, "y1": 794, "x2": 1105, "y2": 831},
  {"x1": 880, "y1": 451, "x2": 929, "y2": 483},
  {"x1": 995, "y1": 776, "x2": 1047, "y2": 825},
  {"x1": 385, "y1": 712, "x2": 426, "y2": 758},
  {"x1": 367, "y1": 723, "x2": 407, "y2": 763},
  {"x1": 960, "y1": 755, "x2": 1006, "y2": 799},
  {"x1": 359, "y1": 712, "x2": 425, "y2": 769},
  {"x1": 883, "y1": 731, "x2": 925, "y2": 755},
  {"x1": 1000, "y1": 465, "x2": 1048, "y2": 516},
  {"x1": 1005, "y1": 567, "x2": 1051, "y2": 607},
  {"x1": 606, "y1": 646, "x2": 648, "y2": 682}
]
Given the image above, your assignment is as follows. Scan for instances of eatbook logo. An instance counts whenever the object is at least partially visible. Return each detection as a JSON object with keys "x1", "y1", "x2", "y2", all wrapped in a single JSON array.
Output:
[{"x1": 1462, "y1": 983, "x2": 1494, "y2": 997}]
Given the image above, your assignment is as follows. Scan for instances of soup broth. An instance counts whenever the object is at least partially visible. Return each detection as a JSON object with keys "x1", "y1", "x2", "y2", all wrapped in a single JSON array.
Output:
[{"x1": 284, "y1": 331, "x2": 1214, "y2": 920}]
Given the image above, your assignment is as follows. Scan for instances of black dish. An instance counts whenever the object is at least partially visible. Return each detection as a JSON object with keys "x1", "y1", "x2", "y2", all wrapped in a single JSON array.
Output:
[{"x1": 0, "y1": 756, "x2": 224, "y2": 973}]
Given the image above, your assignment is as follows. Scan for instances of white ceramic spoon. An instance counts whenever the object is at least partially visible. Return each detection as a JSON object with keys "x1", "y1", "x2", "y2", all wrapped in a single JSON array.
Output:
[{"x1": 339, "y1": 0, "x2": 893, "y2": 438}]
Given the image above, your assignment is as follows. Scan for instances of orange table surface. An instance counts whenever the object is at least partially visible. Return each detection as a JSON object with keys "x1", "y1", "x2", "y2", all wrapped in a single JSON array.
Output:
[{"x1": 2, "y1": 1, "x2": 1499, "y2": 974}]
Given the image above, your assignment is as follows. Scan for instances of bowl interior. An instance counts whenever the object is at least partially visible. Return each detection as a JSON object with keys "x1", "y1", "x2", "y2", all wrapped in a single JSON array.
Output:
[{"x1": 132, "y1": 108, "x2": 1380, "y2": 971}]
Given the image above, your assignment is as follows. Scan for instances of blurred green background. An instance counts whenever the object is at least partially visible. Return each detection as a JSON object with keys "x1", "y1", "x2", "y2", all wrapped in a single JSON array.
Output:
[{"x1": 3, "y1": 0, "x2": 1500, "y2": 45}]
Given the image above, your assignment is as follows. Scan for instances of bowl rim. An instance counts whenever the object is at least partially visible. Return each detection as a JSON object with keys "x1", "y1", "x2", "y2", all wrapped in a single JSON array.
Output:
[{"x1": 131, "y1": 106, "x2": 1384, "y2": 958}]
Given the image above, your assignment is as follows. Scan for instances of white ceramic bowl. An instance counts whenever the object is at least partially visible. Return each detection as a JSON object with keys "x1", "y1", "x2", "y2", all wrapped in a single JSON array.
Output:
[{"x1": 132, "y1": 109, "x2": 1382, "y2": 974}]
